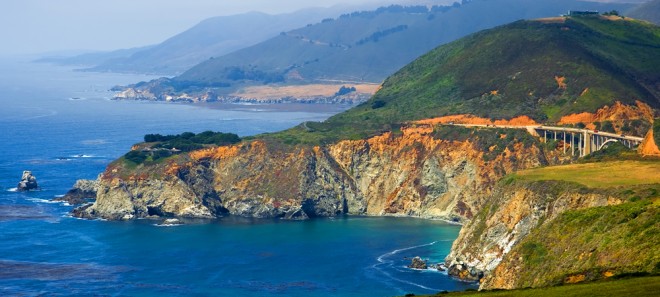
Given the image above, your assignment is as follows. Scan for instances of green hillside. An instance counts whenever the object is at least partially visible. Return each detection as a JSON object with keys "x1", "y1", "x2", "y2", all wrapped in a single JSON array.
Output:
[
  {"x1": 172, "y1": 0, "x2": 633, "y2": 86},
  {"x1": 261, "y1": 16, "x2": 660, "y2": 145}
]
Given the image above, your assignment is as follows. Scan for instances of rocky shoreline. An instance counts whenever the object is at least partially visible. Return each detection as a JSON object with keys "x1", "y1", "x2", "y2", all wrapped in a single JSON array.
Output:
[
  {"x1": 112, "y1": 86, "x2": 373, "y2": 105},
  {"x1": 53, "y1": 179, "x2": 99, "y2": 205}
]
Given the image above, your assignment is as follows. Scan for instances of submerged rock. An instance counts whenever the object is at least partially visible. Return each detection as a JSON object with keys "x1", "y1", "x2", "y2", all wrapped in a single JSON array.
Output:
[
  {"x1": 54, "y1": 179, "x2": 98, "y2": 205},
  {"x1": 408, "y1": 256, "x2": 428, "y2": 270},
  {"x1": 17, "y1": 171, "x2": 39, "y2": 191}
]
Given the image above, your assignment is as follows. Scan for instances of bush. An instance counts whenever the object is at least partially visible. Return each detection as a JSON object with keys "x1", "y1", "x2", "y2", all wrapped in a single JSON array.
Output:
[
  {"x1": 130, "y1": 131, "x2": 242, "y2": 164},
  {"x1": 371, "y1": 100, "x2": 386, "y2": 109},
  {"x1": 124, "y1": 150, "x2": 147, "y2": 164},
  {"x1": 335, "y1": 86, "x2": 356, "y2": 96}
]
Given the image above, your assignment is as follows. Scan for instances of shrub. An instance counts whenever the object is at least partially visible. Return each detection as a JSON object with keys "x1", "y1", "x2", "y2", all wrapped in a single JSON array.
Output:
[{"x1": 371, "y1": 100, "x2": 386, "y2": 109}]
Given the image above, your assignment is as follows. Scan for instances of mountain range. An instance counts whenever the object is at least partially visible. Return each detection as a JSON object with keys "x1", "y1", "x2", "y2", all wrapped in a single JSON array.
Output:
[
  {"x1": 36, "y1": 7, "x2": 363, "y2": 74},
  {"x1": 115, "y1": 0, "x2": 635, "y2": 100}
]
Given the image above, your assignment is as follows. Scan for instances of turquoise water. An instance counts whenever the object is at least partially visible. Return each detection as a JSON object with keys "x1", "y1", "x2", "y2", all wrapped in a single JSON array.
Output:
[{"x1": 0, "y1": 58, "x2": 476, "y2": 296}]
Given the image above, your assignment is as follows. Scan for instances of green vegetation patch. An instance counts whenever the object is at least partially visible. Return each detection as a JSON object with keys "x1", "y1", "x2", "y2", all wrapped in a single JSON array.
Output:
[
  {"x1": 413, "y1": 275, "x2": 660, "y2": 296},
  {"x1": 514, "y1": 161, "x2": 660, "y2": 188},
  {"x1": 124, "y1": 131, "x2": 241, "y2": 165}
]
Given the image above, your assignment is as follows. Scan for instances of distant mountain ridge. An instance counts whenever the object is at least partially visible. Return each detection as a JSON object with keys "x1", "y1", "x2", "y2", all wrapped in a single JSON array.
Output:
[
  {"x1": 117, "y1": 0, "x2": 635, "y2": 102},
  {"x1": 38, "y1": 7, "x2": 360, "y2": 75},
  {"x1": 627, "y1": 0, "x2": 660, "y2": 25}
]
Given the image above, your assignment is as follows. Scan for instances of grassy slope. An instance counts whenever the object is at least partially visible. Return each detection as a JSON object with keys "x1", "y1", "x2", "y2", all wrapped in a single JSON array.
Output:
[
  {"x1": 257, "y1": 17, "x2": 660, "y2": 146},
  {"x1": 513, "y1": 161, "x2": 660, "y2": 187},
  {"x1": 419, "y1": 276, "x2": 660, "y2": 296},
  {"x1": 501, "y1": 196, "x2": 659, "y2": 288}
]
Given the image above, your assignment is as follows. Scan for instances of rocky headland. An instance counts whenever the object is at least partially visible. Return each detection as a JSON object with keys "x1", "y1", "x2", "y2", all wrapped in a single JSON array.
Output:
[{"x1": 73, "y1": 126, "x2": 558, "y2": 221}]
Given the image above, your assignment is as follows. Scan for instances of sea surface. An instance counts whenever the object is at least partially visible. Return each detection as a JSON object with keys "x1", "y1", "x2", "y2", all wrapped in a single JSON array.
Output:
[{"x1": 0, "y1": 58, "x2": 477, "y2": 296}]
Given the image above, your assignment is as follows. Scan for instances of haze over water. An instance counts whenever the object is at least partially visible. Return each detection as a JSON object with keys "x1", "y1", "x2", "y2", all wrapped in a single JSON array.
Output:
[{"x1": 0, "y1": 58, "x2": 475, "y2": 296}]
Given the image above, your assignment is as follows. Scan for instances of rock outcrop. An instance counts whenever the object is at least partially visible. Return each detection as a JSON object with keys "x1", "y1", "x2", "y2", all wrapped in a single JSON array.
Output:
[
  {"x1": 74, "y1": 127, "x2": 554, "y2": 221},
  {"x1": 408, "y1": 256, "x2": 428, "y2": 269},
  {"x1": 638, "y1": 119, "x2": 660, "y2": 157},
  {"x1": 54, "y1": 179, "x2": 99, "y2": 205},
  {"x1": 17, "y1": 171, "x2": 39, "y2": 191},
  {"x1": 445, "y1": 180, "x2": 624, "y2": 287}
]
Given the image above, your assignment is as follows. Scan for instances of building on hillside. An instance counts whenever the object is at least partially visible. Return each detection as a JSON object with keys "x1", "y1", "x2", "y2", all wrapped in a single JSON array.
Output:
[{"x1": 563, "y1": 10, "x2": 599, "y2": 17}]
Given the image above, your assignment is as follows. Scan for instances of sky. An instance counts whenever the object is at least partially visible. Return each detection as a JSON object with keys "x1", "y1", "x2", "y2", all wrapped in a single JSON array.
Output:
[{"x1": 0, "y1": 0, "x2": 416, "y2": 56}]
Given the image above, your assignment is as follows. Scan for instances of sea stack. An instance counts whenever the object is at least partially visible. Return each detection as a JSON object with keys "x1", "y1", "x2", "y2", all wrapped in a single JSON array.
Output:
[
  {"x1": 17, "y1": 170, "x2": 39, "y2": 191},
  {"x1": 408, "y1": 256, "x2": 428, "y2": 270}
]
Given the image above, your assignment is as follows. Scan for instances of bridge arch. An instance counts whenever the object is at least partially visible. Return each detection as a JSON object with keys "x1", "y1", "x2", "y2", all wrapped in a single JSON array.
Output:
[{"x1": 598, "y1": 138, "x2": 619, "y2": 151}]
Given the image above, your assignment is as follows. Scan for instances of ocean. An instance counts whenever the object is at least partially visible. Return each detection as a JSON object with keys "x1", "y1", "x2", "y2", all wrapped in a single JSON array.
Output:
[{"x1": 0, "y1": 58, "x2": 476, "y2": 296}]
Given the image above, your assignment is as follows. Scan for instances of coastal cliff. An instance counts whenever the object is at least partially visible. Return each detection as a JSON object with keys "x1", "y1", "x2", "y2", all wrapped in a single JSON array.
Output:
[
  {"x1": 75, "y1": 126, "x2": 554, "y2": 221},
  {"x1": 445, "y1": 180, "x2": 622, "y2": 281},
  {"x1": 445, "y1": 166, "x2": 660, "y2": 289}
]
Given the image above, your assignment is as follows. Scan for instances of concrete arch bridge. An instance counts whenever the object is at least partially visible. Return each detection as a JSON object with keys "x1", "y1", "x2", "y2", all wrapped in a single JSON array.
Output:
[{"x1": 445, "y1": 124, "x2": 644, "y2": 157}]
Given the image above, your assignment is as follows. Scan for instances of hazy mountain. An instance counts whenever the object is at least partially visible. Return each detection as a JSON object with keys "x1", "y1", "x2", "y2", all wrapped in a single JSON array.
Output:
[
  {"x1": 627, "y1": 0, "x2": 660, "y2": 24},
  {"x1": 40, "y1": 6, "x2": 369, "y2": 75},
  {"x1": 34, "y1": 46, "x2": 153, "y2": 66},
  {"x1": 172, "y1": 0, "x2": 634, "y2": 87}
]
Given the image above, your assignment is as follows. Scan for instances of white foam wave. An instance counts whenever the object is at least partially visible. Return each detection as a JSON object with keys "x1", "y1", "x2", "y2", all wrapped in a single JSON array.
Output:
[
  {"x1": 153, "y1": 223, "x2": 183, "y2": 227},
  {"x1": 54, "y1": 194, "x2": 65, "y2": 198},
  {"x1": 70, "y1": 154, "x2": 95, "y2": 158},
  {"x1": 7, "y1": 188, "x2": 18, "y2": 192},
  {"x1": 371, "y1": 241, "x2": 444, "y2": 292},
  {"x1": 28, "y1": 198, "x2": 63, "y2": 204},
  {"x1": 376, "y1": 241, "x2": 437, "y2": 263}
]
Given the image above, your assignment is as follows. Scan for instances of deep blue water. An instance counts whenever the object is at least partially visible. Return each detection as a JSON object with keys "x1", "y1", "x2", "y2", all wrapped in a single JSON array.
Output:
[{"x1": 0, "y1": 58, "x2": 476, "y2": 296}]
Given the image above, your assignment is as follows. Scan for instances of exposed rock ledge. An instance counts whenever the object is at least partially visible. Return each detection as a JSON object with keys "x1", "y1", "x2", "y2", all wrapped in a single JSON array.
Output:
[
  {"x1": 53, "y1": 179, "x2": 99, "y2": 205},
  {"x1": 74, "y1": 126, "x2": 557, "y2": 221},
  {"x1": 445, "y1": 180, "x2": 623, "y2": 288}
]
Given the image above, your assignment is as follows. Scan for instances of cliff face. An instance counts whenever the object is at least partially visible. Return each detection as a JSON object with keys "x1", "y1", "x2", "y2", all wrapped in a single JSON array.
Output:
[
  {"x1": 445, "y1": 181, "x2": 623, "y2": 283},
  {"x1": 76, "y1": 127, "x2": 551, "y2": 221}
]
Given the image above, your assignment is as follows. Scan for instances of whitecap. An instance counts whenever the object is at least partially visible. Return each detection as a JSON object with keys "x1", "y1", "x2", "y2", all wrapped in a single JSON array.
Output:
[
  {"x1": 28, "y1": 198, "x2": 62, "y2": 204},
  {"x1": 81, "y1": 139, "x2": 108, "y2": 145},
  {"x1": 7, "y1": 188, "x2": 18, "y2": 192},
  {"x1": 153, "y1": 223, "x2": 183, "y2": 227},
  {"x1": 54, "y1": 194, "x2": 65, "y2": 198},
  {"x1": 70, "y1": 154, "x2": 94, "y2": 158},
  {"x1": 370, "y1": 241, "x2": 444, "y2": 292}
]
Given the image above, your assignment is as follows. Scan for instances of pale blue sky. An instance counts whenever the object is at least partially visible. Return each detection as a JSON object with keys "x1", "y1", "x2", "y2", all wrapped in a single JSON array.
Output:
[{"x1": 0, "y1": 0, "x2": 428, "y2": 56}]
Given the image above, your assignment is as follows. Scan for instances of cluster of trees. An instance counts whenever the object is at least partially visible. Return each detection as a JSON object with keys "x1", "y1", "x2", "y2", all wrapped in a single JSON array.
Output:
[
  {"x1": 356, "y1": 25, "x2": 408, "y2": 45},
  {"x1": 338, "y1": 1, "x2": 470, "y2": 19},
  {"x1": 145, "y1": 131, "x2": 241, "y2": 148},
  {"x1": 223, "y1": 66, "x2": 285, "y2": 84},
  {"x1": 125, "y1": 131, "x2": 242, "y2": 164},
  {"x1": 335, "y1": 86, "x2": 356, "y2": 96}
]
